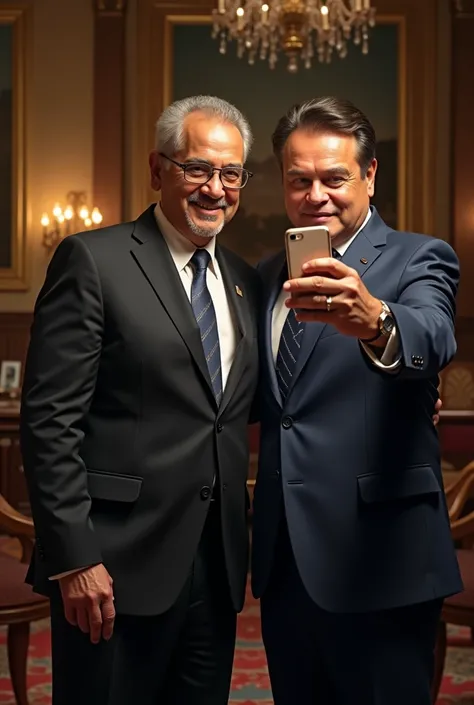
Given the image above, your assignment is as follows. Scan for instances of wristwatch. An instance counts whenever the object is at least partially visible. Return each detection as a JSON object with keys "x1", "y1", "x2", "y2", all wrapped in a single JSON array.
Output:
[{"x1": 361, "y1": 300, "x2": 395, "y2": 344}]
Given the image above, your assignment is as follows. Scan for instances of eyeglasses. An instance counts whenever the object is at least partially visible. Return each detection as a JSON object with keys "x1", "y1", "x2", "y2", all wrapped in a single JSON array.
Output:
[{"x1": 159, "y1": 153, "x2": 253, "y2": 189}]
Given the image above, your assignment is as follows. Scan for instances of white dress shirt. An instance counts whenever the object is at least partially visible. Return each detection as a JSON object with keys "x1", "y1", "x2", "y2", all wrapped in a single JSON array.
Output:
[{"x1": 271, "y1": 209, "x2": 401, "y2": 371}]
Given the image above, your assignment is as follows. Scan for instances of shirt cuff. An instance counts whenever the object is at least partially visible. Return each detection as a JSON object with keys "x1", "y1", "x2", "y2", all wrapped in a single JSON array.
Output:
[
  {"x1": 360, "y1": 326, "x2": 402, "y2": 372},
  {"x1": 49, "y1": 566, "x2": 90, "y2": 580}
]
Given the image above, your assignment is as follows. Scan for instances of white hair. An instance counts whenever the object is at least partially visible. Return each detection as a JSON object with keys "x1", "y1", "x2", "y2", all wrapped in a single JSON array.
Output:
[{"x1": 154, "y1": 95, "x2": 253, "y2": 162}]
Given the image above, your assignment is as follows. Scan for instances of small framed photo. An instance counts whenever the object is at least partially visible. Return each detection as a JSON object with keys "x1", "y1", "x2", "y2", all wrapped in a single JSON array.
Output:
[{"x1": 0, "y1": 360, "x2": 22, "y2": 391}]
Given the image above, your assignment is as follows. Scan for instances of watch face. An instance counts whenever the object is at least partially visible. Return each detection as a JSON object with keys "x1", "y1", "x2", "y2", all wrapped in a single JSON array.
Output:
[{"x1": 383, "y1": 316, "x2": 395, "y2": 335}]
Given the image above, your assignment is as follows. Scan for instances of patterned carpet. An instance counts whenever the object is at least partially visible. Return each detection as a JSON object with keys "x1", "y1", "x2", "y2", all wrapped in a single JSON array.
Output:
[
  {"x1": 439, "y1": 626, "x2": 474, "y2": 705},
  {"x1": 0, "y1": 530, "x2": 473, "y2": 704},
  {"x1": 1, "y1": 591, "x2": 474, "y2": 704}
]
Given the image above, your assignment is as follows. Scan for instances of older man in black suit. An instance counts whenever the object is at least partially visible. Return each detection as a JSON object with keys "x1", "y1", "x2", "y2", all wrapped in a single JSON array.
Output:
[{"x1": 20, "y1": 95, "x2": 260, "y2": 705}]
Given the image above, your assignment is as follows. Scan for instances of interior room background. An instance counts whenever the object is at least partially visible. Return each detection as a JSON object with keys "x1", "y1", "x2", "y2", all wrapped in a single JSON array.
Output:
[{"x1": 0, "y1": 0, "x2": 473, "y2": 482}]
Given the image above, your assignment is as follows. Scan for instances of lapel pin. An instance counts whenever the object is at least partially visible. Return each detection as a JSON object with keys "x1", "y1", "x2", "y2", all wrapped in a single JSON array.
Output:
[
  {"x1": 235, "y1": 285, "x2": 243, "y2": 297},
  {"x1": 360, "y1": 257, "x2": 368, "y2": 265}
]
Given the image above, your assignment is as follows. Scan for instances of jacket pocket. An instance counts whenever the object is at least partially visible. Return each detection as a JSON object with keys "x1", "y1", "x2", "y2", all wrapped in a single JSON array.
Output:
[
  {"x1": 87, "y1": 469, "x2": 143, "y2": 503},
  {"x1": 357, "y1": 464, "x2": 441, "y2": 503}
]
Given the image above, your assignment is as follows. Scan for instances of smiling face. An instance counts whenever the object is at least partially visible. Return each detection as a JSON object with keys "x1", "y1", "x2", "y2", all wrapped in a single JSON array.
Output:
[
  {"x1": 149, "y1": 111, "x2": 244, "y2": 246},
  {"x1": 282, "y1": 128, "x2": 377, "y2": 243}
]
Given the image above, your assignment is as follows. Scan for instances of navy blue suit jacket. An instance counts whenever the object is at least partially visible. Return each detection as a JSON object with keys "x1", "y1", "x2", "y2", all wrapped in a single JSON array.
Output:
[{"x1": 251, "y1": 208, "x2": 463, "y2": 613}]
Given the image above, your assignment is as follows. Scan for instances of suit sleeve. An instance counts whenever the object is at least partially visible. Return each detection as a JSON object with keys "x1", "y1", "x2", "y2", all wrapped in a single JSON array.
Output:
[
  {"x1": 20, "y1": 235, "x2": 104, "y2": 577},
  {"x1": 384, "y1": 237, "x2": 459, "y2": 380}
]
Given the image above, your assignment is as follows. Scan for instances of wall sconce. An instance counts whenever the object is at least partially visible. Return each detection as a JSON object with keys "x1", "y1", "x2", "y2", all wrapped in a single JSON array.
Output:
[{"x1": 41, "y1": 191, "x2": 103, "y2": 254}]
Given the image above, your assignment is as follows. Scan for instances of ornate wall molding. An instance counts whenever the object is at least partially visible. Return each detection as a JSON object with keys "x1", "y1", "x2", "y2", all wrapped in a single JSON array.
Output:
[{"x1": 0, "y1": 6, "x2": 29, "y2": 291}]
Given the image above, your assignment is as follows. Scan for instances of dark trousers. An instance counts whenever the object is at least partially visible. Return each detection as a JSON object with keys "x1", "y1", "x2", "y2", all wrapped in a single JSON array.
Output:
[
  {"x1": 50, "y1": 503, "x2": 237, "y2": 705},
  {"x1": 260, "y1": 515, "x2": 442, "y2": 705}
]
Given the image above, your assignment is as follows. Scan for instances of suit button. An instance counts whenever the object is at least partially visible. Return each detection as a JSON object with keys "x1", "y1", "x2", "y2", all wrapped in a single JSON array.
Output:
[
  {"x1": 282, "y1": 416, "x2": 293, "y2": 429},
  {"x1": 216, "y1": 423, "x2": 223, "y2": 433},
  {"x1": 200, "y1": 486, "x2": 212, "y2": 500}
]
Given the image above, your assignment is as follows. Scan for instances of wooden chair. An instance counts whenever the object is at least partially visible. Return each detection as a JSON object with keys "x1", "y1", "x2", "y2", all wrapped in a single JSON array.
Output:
[
  {"x1": 0, "y1": 493, "x2": 50, "y2": 705},
  {"x1": 432, "y1": 461, "x2": 474, "y2": 701}
]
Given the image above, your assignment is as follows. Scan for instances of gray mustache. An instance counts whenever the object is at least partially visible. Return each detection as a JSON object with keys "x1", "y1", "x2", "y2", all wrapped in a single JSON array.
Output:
[{"x1": 187, "y1": 193, "x2": 229, "y2": 209}]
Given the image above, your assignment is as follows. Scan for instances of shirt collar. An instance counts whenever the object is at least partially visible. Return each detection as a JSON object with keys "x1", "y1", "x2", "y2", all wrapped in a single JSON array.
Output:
[
  {"x1": 333, "y1": 207, "x2": 372, "y2": 257},
  {"x1": 154, "y1": 202, "x2": 219, "y2": 278}
]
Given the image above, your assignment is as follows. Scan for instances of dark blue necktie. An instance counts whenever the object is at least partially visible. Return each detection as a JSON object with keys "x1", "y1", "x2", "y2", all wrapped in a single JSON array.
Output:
[
  {"x1": 190, "y1": 249, "x2": 223, "y2": 405},
  {"x1": 276, "y1": 264, "x2": 306, "y2": 402},
  {"x1": 276, "y1": 251, "x2": 339, "y2": 401},
  {"x1": 276, "y1": 307, "x2": 305, "y2": 402}
]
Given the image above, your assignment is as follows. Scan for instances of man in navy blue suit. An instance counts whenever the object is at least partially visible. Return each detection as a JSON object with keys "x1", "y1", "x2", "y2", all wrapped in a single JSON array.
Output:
[{"x1": 251, "y1": 96, "x2": 462, "y2": 705}]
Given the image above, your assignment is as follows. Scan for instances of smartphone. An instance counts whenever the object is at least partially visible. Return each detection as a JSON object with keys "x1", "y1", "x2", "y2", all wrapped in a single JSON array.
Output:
[{"x1": 285, "y1": 226, "x2": 331, "y2": 279}]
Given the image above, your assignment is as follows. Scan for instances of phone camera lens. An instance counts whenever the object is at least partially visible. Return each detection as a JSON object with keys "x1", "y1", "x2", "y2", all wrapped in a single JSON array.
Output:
[{"x1": 290, "y1": 234, "x2": 296, "y2": 240}]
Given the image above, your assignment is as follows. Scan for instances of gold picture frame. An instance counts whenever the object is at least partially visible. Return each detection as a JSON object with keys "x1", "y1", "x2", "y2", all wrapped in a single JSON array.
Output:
[
  {"x1": 0, "y1": 5, "x2": 28, "y2": 291},
  {"x1": 133, "y1": 0, "x2": 444, "y2": 242}
]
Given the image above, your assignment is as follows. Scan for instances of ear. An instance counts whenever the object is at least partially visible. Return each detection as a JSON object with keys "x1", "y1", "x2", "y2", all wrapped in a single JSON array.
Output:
[
  {"x1": 366, "y1": 158, "x2": 377, "y2": 198},
  {"x1": 149, "y1": 151, "x2": 162, "y2": 192}
]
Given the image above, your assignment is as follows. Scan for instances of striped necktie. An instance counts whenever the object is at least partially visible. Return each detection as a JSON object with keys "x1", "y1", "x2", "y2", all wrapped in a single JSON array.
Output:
[
  {"x1": 276, "y1": 307, "x2": 305, "y2": 402},
  {"x1": 190, "y1": 249, "x2": 223, "y2": 405},
  {"x1": 275, "y1": 264, "x2": 305, "y2": 402},
  {"x1": 275, "y1": 251, "x2": 339, "y2": 401}
]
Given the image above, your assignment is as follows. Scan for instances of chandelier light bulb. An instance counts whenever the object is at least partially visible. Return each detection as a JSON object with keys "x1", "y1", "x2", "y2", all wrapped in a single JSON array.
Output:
[{"x1": 211, "y1": 0, "x2": 377, "y2": 72}]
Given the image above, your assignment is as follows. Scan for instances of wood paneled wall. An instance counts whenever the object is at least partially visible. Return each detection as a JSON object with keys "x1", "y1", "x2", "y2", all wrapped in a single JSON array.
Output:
[
  {"x1": 93, "y1": 0, "x2": 127, "y2": 227},
  {"x1": 0, "y1": 313, "x2": 32, "y2": 383},
  {"x1": 452, "y1": 1, "x2": 474, "y2": 355},
  {"x1": 1, "y1": 0, "x2": 473, "y2": 364},
  {"x1": 452, "y1": 1, "x2": 474, "y2": 312}
]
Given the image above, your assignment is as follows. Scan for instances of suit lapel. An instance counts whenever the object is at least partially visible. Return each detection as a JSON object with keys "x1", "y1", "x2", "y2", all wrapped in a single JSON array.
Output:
[
  {"x1": 340, "y1": 225, "x2": 384, "y2": 279},
  {"x1": 215, "y1": 247, "x2": 250, "y2": 415},
  {"x1": 286, "y1": 321, "x2": 327, "y2": 401},
  {"x1": 263, "y1": 251, "x2": 286, "y2": 407},
  {"x1": 130, "y1": 206, "x2": 216, "y2": 403}
]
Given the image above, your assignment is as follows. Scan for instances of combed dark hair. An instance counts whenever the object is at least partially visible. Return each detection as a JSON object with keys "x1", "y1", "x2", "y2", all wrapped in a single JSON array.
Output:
[{"x1": 272, "y1": 96, "x2": 376, "y2": 175}]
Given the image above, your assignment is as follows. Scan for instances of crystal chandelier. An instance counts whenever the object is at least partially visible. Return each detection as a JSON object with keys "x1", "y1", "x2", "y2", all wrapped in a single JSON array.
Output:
[{"x1": 212, "y1": 0, "x2": 376, "y2": 73}]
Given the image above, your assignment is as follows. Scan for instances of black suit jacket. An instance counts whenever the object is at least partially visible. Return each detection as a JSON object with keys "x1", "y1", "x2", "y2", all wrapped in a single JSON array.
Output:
[{"x1": 21, "y1": 205, "x2": 260, "y2": 615}]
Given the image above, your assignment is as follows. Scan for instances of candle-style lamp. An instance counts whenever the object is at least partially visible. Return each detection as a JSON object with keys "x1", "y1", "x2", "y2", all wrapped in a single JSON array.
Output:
[{"x1": 41, "y1": 191, "x2": 103, "y2": 255}]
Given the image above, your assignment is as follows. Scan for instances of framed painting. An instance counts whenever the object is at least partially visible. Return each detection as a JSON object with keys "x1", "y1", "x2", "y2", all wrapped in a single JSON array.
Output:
[
  {"x1": 0, "y1": 5, "x2": 27, "y2": 291},
  {"x1": 134, "y1": 0, "x2": 443, "y2": 257},
  {"x1": 164, "y1": 16, "x2": 404, "y2": 264}
]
